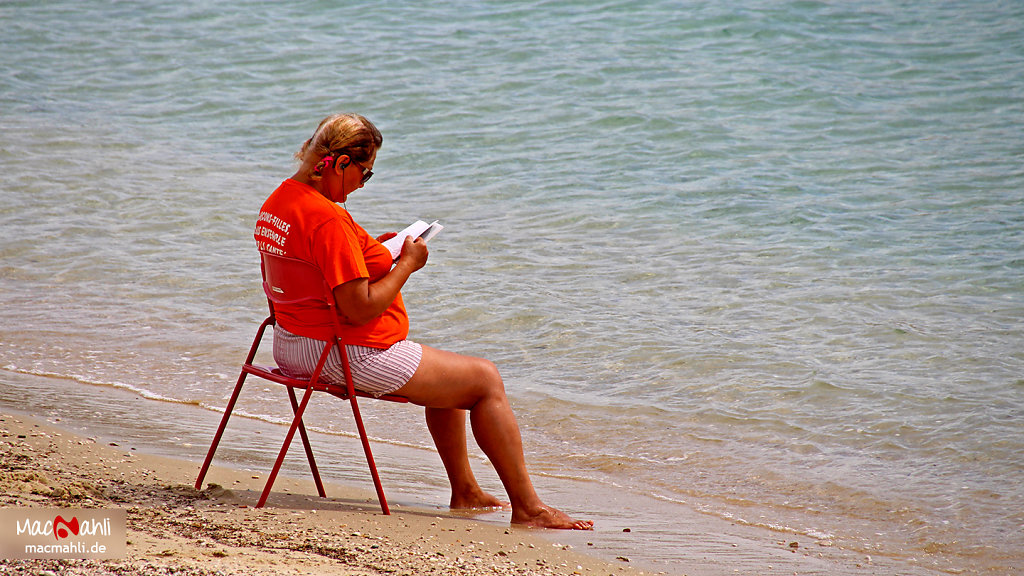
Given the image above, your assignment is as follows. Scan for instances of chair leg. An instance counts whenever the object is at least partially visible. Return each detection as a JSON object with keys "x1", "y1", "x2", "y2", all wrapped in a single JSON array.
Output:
[
  {"x1": 194, "y1": 372, "x2": 248, "y2": 491},
  {"x1": 348, "y1": 395, "x2": 391, "y2": 515},
  {"x1": 197, "y1": 317, "x2": 272, "y2": 491},
  {"x1": 287, "y1": 386, "x2": 327, "y2": 498},
  {"x1": 257, "y1": 385, "x2": 316, "y2": 508}
]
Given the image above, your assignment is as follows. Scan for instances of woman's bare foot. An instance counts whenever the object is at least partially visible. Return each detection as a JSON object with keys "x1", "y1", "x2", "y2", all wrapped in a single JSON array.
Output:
[
  {"x1": 511, "y1": 504, "x2": 594, "y2": 530},
  {"x1": 450, "y1": 489, "x2": 508, "y2": 510}
]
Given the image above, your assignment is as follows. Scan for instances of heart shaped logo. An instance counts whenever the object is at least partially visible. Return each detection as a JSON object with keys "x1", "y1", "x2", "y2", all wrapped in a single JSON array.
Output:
[{"x1": 53, "y1": 516, "x2": 79, "y2": 541}]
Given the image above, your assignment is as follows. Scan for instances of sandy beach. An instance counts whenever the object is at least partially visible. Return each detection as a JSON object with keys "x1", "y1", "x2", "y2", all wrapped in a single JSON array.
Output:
[{"x1": 0, "y1": 412, "x2": 649, "y2": 576}]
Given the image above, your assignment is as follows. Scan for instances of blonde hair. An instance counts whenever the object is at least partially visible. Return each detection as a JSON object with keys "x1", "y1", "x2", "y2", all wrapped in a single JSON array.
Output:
[{"x1": 295, "y1": 113, "x2": 383, "y2": 165}]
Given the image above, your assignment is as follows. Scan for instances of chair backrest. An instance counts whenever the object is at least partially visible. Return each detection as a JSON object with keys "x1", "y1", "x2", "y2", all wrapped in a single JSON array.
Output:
[
  {"x1": 260, "y1": 251, "x2": 350, "y2": 346},
  {"x1": 260, "y1": 252, "x2": 332, "y2": 306}
]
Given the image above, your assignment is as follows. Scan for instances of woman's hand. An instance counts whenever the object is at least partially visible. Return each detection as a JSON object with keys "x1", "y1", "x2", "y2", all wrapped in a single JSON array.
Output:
[{"x1": 397, "y1": 237, "x2": 429, "y2": 272}]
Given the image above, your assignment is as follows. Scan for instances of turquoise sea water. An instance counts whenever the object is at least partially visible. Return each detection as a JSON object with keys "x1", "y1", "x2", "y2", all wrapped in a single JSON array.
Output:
[{"x1": 2, "y1": 1, "x2": 1023, "y2": 573}]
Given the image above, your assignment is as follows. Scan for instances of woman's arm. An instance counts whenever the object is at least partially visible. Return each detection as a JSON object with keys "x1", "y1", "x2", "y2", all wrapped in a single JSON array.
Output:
[{"x1": 333, "y1": 236, "x2": 428, "y2": 325}]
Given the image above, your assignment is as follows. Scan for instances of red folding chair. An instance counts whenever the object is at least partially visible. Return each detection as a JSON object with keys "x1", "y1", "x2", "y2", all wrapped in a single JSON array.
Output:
[{"x1": 195, "y1": 252, "x2": 408, "y2": 514}]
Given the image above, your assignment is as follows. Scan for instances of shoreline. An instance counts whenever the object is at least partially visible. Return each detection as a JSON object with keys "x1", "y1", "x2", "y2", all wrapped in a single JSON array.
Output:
[
  {"x1": 0, "y1": 412, "x2": 649, "y2": 576},
  {"x1": 0, "y1": 369, "x2": 950, "y2": 575}
]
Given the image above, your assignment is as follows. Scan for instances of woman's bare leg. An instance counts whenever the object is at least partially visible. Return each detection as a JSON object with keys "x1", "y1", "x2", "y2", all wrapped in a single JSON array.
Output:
[
  {"x1": 396, "y1": 345, "x2": 593, "y2": 530},
  {"x1": 424, "y1": 407, "x2": 506, "y2": 509}
]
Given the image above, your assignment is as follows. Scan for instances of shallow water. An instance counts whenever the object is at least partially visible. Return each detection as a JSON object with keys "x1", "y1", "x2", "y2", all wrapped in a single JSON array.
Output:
[{"x1": 3, "y1": 1, "x2": 1023, "y2": 573}]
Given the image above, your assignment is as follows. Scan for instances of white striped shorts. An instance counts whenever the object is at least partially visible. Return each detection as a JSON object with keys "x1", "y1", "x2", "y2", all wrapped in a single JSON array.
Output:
[{"x1": 272, "y1": 325, "x2": 423, "y2": 397}]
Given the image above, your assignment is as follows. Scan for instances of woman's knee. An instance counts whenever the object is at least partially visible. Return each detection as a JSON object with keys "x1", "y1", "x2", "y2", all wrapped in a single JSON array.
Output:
[
  {"x1": 473, "y1": 356, "x2": 501, "y2": 381},
  {"x1": 401, "y1": 348, "x2": 504, "y2": 407},
  {"x1": 474, "y1": 358, "x2": 505, "y2": 395},
  {"x1": 451, "y1": 356, "x2": 503, "y2": 399},
  {"x1": 458, "y1": 358, "x2": 508, "y2": 412}
]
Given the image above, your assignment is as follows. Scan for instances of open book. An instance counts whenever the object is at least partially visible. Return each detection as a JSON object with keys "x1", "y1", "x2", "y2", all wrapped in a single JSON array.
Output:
[{"x1": 381, "y1": 219, "x2": 444, "y2": 261}]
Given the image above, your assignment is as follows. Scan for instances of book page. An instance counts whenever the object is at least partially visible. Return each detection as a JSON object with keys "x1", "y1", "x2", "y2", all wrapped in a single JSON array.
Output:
[
  {"x1": 419, "y1": 220, "x2": 444, "y2": 243},
  {"x1": 381, "y1": 219, "x2": 443, "y2": 260}
]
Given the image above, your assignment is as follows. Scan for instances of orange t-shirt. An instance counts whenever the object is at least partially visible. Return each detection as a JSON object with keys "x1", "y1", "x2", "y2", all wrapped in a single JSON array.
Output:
[{"x1": 254, "y1": 179, "x2": 409, "y2": 347}]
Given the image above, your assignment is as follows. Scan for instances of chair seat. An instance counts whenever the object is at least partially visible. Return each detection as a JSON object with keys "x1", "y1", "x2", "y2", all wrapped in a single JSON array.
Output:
[{"x1": 243, "y1": 364, "x2": 409, "y2": 403}]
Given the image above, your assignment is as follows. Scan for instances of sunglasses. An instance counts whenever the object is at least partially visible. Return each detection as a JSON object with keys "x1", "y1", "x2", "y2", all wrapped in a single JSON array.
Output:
[
  {"x1": 329, "y1": 150, "x2": 373, "y2": 184},
  {"x1": 351, "y1": 159, "x2": 373, "y2": 184}
]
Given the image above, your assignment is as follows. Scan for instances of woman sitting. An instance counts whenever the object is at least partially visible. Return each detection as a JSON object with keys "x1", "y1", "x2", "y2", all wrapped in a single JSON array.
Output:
[{"x1": 254, "y1": 113, "x2": 592, "y2": 530}]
